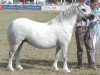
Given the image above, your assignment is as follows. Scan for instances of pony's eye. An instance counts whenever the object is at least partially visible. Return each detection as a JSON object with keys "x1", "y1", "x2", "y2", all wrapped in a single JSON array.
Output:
[{"x1": 82, "y1": 9, "x2": 86, "y2": 12}]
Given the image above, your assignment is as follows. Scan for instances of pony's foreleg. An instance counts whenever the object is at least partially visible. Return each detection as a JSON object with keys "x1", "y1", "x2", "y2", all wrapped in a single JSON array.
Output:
[
  {"x1": 15, "y1": 42, "x2": 23, "y2": 70},
  {"x1": 53, "y1": 46, "x2": 61, "y2": 70},
  {"x1": 62, "y1": 45, "x2": 71, "y2": 73},
  {"x1": 7, "y1": 42, "x2": 22, "y2": 71}
]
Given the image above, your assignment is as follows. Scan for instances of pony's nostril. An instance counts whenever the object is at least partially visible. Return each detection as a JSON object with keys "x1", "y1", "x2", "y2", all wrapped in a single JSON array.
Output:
[{"x1": 88, "y1": 14, "x2": 95, "y2": 20}]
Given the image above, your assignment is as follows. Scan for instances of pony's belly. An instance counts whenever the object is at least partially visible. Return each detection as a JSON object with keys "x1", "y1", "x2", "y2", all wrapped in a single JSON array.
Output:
[{"x1": 26, "y1": 38, "x2": 57, "y2": 49}]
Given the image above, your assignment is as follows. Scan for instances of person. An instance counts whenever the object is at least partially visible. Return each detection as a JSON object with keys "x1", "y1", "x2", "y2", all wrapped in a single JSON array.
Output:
[
  {"x1": 75, "y1": 1, "x2": 97, "y2": 69},
  {"x1": 75, "y1": 5, "x2": 90, "y2": 69},
  {"x1": 85, "y1": 0, "x2": 100, "y2": 69},
  {"x1": 75, "y1": 16, "x2": 90, "y2": 69},
  {"x1": 75, "y1": 17, "x2": 87, "y2": 69}
]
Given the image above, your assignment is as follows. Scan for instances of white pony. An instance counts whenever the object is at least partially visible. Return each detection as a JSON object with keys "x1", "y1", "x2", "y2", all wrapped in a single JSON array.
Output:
[{"x1": 7, "y1": 4, "x2": 92, "y2": 73}]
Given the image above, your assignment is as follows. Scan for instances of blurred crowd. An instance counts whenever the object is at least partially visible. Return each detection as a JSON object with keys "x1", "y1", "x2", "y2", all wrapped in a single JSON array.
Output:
[{"x1": 0, "y1": 0, "x2": 92, "y2": 5}]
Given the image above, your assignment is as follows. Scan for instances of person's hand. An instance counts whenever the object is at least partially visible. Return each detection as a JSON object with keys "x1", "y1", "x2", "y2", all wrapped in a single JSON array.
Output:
[{"x1": 97, "y1": 14, "x2": 100, "y2": 18}]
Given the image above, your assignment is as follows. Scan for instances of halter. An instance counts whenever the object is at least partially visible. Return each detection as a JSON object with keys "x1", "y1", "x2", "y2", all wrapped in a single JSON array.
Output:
[{"x1": 77, "y1": 5, "x2": 88, "y2": 17}]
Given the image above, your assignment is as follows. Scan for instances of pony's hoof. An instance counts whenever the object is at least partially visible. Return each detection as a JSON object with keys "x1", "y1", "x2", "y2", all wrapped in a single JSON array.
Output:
[
  {"x1": 16, "y1": 65, "x2": 23, "y2": 70},
  {"x1": 53, "y1": 67, "x2": 59, "y2": 71},
  {"x1": 7, "y1": 67, "x2": 15, "y2": 71},
  {"x1": 67, "y1": 70, "x2": 71, "y2": 73},
  {"x1": 53, "y1": 65, "x2": 59, "y2": 70},
  {"x1": 63, "y1": 68, "x2": 71, "y2": 73},
  {"x1": 55, "y1": 68, "x2": 59, "y2": 71},
  {"x1": 64, "y1": 70, "x2": 71, "y2": 73}
]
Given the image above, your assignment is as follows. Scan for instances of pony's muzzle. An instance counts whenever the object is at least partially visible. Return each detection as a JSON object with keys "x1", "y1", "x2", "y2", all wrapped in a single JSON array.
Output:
[
  {"x1": 87, "y1": 14, "x2": 95, "y2": 20},
  {"x1": 82, "y1": 14, "x2": 95, "y2": 22}
]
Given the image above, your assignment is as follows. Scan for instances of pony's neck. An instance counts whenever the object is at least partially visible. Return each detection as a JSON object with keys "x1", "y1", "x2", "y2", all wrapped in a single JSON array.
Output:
[
  {"x1": 55, "y1": 5, "x2": 78, "y2": 36},
  {"x1": 47, "y1": 5, "x2": 78, "y2": 29},
  {"x1": 55, "y1": 5, "x2": 77, "y2": 25},
  {"x1": 67, "y1": 15, "x2": 77, "y2": 27}
]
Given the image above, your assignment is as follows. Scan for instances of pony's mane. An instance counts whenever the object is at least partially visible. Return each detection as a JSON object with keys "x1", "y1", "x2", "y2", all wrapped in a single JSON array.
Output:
[{"x1": 48, "y1": 5, "x2": 77, "y2": 25}]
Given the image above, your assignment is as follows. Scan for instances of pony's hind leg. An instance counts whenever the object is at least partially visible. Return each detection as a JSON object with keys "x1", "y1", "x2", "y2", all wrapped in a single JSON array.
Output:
[
  {"x1": 15, "y1": 42, "x2": 24, "y2": 70},
  {"x1": 7, "y1": 42, "x2": 22, "y2": 71}
]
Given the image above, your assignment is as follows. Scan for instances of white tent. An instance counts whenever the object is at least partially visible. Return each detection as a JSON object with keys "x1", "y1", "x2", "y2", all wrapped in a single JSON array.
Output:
[
  {"x1": 13, "y1": 0, "x2": 77, "y2": 4},
  {"x1": 7, "y1": 0, "x2": 13, "y2": 4},
  {"x1": 34, "y1": 0, "x2": 46, "y2": 4},
  {"x1": 58, "y1": 0, "x2": 77, "y2": 4},
  {"x1": 0, "y1": 0, "x2": 13, "y2": 4}
]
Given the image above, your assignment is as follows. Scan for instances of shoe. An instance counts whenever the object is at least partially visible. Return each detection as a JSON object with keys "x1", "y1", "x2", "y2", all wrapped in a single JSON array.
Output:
[
  {"x1": 89, "y1": 65, "x2": 97, "y2": 70},
  {"x1": 77, "y1": 65, "x2": 84, "y2": 70}
]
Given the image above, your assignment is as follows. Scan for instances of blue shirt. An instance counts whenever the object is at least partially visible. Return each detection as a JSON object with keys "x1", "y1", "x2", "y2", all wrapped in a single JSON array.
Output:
[
  {"x1": 88, "y1": 7, "x2": 100, "y2": 32},
  {"x1": 92, "y1": 8, "x2": 100, "y2": 21}
]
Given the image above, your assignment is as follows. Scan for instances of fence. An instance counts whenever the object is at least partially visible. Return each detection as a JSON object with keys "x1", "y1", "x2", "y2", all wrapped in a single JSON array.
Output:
[
  {"x1": 0, "y1": 4, "x2": 71, "y2": 11},
  {"x1": 0, "y1": 4, "x2": 41, "y2": 10}
]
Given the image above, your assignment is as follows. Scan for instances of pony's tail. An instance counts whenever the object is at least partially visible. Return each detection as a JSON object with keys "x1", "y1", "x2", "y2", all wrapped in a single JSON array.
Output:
[{"x1": 7, "y1": 22, "x2": 14, "y2": 47}]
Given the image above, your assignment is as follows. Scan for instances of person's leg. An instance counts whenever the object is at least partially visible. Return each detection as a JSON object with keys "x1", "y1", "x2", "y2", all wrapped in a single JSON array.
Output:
[
  {"x1": 75, "y1": 28, "x2": 85, "y2": 68},
  {"x1": 84, "y1": 32, "x2": 97, "y2": 70}
]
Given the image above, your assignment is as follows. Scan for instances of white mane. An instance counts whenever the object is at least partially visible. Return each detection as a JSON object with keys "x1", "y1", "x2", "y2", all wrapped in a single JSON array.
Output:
[{"x1": 48, "y1": 5, "x2": 77, "y2": 25}]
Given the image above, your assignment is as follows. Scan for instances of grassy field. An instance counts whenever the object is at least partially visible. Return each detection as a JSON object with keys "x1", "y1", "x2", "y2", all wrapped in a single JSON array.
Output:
[{"x1": 0, "y1": 10, "x2": 100, "y2": 75}]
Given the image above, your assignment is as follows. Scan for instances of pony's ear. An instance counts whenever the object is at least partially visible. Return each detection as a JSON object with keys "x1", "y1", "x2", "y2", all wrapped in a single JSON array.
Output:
[
  {"x1": 78, "y1": 3, "x2": 85, "y2": 7},
  {"x1": 83, "y1": 3, "x2": 88, "y2": 7},
  {"x1": 79, "y1": 3, "x2": 89, "y2": 10}
]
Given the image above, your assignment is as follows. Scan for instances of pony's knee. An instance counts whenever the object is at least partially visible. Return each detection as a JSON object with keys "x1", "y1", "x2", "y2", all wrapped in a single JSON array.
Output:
[
  {"x1": 9, "y1": 51, "x2": 14, "y2": 55},
  {"x1": 9, "y1": 48, "x2": 17, "y2": 57},
  {"x1": 9, "y1": 49, "x2": 16, "y2": 54}
]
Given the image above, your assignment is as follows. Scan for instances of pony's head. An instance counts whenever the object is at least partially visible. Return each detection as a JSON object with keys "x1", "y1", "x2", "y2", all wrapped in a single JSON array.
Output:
[{"x1": 77, "y1": 3, "x2": 93, "y2": 19}]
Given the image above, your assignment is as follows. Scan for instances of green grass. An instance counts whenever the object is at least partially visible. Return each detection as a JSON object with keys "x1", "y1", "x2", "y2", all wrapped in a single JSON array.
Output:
[{"x1": 0, "y1": 10, "x2": 100, "y2": 75}]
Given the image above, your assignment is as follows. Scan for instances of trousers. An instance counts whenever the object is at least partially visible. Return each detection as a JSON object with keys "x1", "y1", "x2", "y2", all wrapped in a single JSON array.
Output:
[{"x1": 75, "y1": 26, "x2": 96, "y2": 67}]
